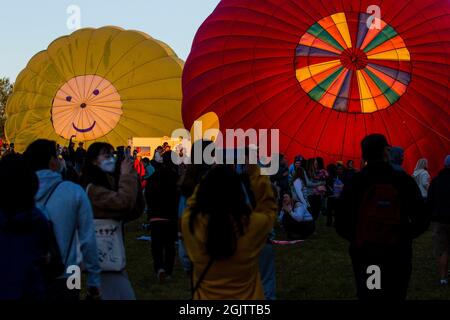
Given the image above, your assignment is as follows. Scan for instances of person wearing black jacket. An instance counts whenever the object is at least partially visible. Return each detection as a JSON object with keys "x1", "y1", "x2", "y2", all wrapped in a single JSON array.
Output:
[
  {"x1": 270, "y1": 154, "x2": 289, "y2": 196},
  {"x1": 428, "y1": 155, "x2": 450, "y2": 285},
  {"x1": 74, "y1": 142, "x2": 87, "y2": 174},
  {"x1": 335, "y1": 134, "x2": 429, "y2": 300},
  {"x1": 145, "y1": 151, "x2": 179, "y2": 283},
  {"x1": 0, "y1": 154, "x2": 51, "y2": 300},
  {"x1": 67, "y1": 136, "x2": 76, "y2": 166}
]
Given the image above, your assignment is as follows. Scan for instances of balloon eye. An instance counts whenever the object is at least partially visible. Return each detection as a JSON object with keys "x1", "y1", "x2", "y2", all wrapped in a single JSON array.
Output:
[
  {"x1": 66, "y1": 96, "x2": 72, "y2": 102},
  {"x1": 93, "y1": 89, "x2": 100, "y2": 96}
]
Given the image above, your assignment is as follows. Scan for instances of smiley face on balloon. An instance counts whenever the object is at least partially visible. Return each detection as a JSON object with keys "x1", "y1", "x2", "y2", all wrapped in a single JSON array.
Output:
[
  {"x1": 5, "y1": 26, "x2": 184, "y2": 152},
  {"x1": 52, "y1": 75, "x2": 122, "y2": 139}
]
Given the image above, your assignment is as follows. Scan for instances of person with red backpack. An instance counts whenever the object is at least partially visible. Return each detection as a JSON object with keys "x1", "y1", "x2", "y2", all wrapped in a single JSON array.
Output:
[{"x1": 335, "y1": 134, "x2": 429, "y2": 300}]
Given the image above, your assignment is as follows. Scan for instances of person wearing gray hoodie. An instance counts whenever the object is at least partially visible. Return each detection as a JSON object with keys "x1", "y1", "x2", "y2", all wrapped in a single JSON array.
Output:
[
  {"x1": 24, "y1": 139, "x2": 101, "y2": 300},
  {"x1": 412, "y1": 158, "x2": 431, "y2": 199}
]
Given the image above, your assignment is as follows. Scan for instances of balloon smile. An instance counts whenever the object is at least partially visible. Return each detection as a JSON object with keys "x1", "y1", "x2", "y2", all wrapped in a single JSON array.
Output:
[
  {"x1": 53, "y1": 75, "x2": 122, "y2": 139},
  {"x1": 72, "y1": 121, "x2": 96, "y2": 133}
]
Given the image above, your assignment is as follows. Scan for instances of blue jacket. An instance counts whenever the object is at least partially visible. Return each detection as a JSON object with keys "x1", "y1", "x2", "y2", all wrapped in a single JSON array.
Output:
[
  {"x1": 143, "y1": 163, "x2": 155, "y2": 180},
  {"x1": 0, "y1": 208, "x2": 50, "y2": 300},
  {"x1": 35, "y1": 170, "x2": 101, "y2": 288}
]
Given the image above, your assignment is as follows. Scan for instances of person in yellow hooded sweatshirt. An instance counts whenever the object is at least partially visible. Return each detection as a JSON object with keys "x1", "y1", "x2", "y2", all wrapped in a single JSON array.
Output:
[{"x1": 182, "y1": 164, "x2": 277, "y2": 300}]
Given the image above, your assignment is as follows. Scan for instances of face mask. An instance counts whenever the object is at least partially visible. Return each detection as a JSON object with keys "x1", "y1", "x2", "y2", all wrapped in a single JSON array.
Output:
[{"x1": 99, "y1": 157, "x2": 116, "y2": 173}]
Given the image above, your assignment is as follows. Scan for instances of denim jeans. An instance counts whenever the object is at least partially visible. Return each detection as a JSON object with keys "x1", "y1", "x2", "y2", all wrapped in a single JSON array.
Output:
[
  {"x1": 259, "y1": 243, "x2": 276, "y2": 300},
  {"x1": 178, "y1": 195, "x2": 192, "y2": 273},
  {"x1": 178, "y1": 239, "x2": 192, "y2": 273}
]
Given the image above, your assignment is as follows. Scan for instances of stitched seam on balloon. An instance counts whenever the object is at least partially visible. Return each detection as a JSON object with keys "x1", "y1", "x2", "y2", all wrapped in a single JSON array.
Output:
[
  {"x1": 86, "y1": 37, "x2": 150, "y2": 97},
  {"x1": 91, "y1": 76, "x2": 182, "y2": 102},
  {"x1": 184, "y1": 65, "x2": 292, "y2": 123},
  {"x1": 84, "y1": 29, "x2": 123, "y2": 102},
  {"x1": 45, "y1": 43, "x2": 83, "y2": 102}
]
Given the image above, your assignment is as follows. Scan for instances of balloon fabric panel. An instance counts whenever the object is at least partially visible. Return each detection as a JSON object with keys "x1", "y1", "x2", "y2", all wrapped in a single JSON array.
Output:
[{"x1": 182, "y1": 0, "x2": 450, "y2": 176}]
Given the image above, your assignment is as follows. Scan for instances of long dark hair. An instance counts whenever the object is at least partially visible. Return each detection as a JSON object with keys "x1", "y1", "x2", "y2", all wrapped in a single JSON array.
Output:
[
  {"x1": 316, "y1": 157, "x2": 325, "y2": 170},
  {"x1": 293, "y1": 165, "x2": 307, "y2": 185},
  {"x1": 23, "y1": 139, "x2": 57, "y2": 171},
  {"x1": 81, "y1": 142, "x2": 115, "y2": 190},
  {"x1": 179, "y1": 140, "x2": 214, "y2": 198},
  {"x1": 189, "y1": 165, "x2": 251, "y2": 260},
  {"x1": 305, "y1": 158, "x2": 316, "y2": 179}
]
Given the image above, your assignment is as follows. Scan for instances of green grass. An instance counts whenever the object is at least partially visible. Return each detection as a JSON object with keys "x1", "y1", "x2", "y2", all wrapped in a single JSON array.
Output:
[{"x1": 111, "y1": 216, "x2": 449, "y2": 300}]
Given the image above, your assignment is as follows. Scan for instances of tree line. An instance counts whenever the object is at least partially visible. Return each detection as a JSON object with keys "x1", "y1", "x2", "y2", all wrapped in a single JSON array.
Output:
[{"x1": 0, "y1": 77, "x2": 13, "y2": 139}]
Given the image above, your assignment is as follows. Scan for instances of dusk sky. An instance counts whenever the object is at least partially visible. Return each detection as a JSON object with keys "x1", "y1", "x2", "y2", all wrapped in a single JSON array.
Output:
[{"x1": 0, "y1": 0, "x2": 221, "y2": 81}]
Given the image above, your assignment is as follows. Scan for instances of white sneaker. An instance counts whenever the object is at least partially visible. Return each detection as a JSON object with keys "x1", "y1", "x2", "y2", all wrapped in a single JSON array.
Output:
[
  {"x1": 157, "y1": 269, "x2": 166, "y2": 284},
  {"x1": 440, "y1": 279, "x2": 448, "y2": 286}
]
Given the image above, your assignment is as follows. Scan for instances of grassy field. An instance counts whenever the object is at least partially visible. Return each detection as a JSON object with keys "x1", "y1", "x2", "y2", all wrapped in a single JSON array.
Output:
[{"x1": 118, "y1": 215, "x2": 449, "y2": 300}]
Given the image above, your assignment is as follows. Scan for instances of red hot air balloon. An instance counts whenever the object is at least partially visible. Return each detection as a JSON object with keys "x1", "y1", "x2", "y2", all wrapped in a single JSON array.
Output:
[{"x1": 182, "y1": 0, "x2": 450, "y2": 176}]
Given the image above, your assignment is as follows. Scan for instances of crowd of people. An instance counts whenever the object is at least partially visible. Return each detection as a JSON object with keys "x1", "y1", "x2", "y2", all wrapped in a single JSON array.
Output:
[{"x1": 0, "y1": 134, "x2": 449, "y2": 301}]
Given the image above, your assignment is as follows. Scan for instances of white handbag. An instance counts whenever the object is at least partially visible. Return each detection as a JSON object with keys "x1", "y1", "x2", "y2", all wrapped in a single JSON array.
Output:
[
  {"x1": 86, "y1": 184, "x2": 126, "y2": 272},
  {"x1": 94, "y1": 219, "x2": 126, "y2": 272}
]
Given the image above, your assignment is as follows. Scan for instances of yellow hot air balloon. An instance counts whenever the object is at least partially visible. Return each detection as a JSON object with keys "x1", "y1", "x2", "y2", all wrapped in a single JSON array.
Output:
[{"x1": 5, "y1": 26, "x2": 184, "y2": 152}]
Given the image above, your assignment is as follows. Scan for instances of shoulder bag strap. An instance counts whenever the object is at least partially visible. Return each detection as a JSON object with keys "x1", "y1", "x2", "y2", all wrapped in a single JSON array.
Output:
[
  {"x1": 43, "y1": 181, "x2": 64, "y2": 207},
  {"x1": 44, "y1": 181, "x2": 77, "y2": 267},
  {"x1": 191, "y1": 258, "x2": 214, "y2": 299}
]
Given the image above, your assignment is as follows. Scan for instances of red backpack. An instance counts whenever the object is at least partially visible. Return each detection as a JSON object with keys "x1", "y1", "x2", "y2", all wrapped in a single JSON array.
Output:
[{"x1": 355, "y1": 183, "x2": 403, "y2": 249}]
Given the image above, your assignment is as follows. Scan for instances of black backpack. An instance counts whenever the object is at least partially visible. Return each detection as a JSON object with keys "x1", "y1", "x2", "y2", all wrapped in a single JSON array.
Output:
[{"x1": 42, "y1": 182, "x2": 76, "y2": 281}]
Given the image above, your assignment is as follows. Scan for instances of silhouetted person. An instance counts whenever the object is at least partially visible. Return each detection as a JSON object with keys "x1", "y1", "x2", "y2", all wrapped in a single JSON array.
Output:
[
  {"x1": 68, "y1": 136, "x2": 76, "y2": 166},
  {"x1": 8, "y1": 143, "x2": 15, "y2": 155},
  {"x1": 74, "y1": 142, "x2": 87, "y2": 174},
  {"x1": 342, "y1": 160, "x2": 357, "y2": 185},
  {"x1": 24, "y1": 139, "x2": 101, "y2": 300},
  {"x1": 335, "y1": 134, "x2": 429, "y2": 300},
  {"x1": 2, "y1": 143, "x2": 15, "y2": 156},
  {"x1": 0, "y1": 154, "x2": 51, "y2": 300},
  {"x1": 145, "y1": 151, "x2": 179, "y2": 283},
  {"x1": 390, "y1": 146, "x2": 405, "y2": 172},
  {"x1": 270, "y1": 154, "x2": 289, "y2": 196},
  {"x1": 428, "y1": 155, "x2": 450, "y2": 285}
]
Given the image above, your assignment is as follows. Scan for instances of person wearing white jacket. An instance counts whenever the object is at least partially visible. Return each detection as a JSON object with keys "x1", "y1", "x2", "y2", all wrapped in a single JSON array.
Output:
[
  {"x1": 279, "y1": 191, "x2": 315, "y2": 240},
  {"x1": 291, "y1": 167, "x2": 311, "y2": 207},
  {"x1": 412, "y1": 158, "x2": 431, "y2": 199},
  {"x1": 281, "y1": 168, "x2": 315, "y2": 239}
]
